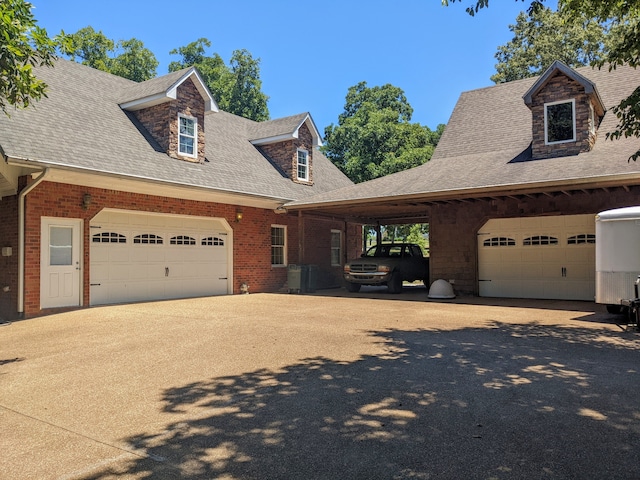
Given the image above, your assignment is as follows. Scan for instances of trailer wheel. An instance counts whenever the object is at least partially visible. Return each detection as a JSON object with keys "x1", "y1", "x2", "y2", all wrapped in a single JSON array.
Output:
[{"x1": 606, "y1": 304, "x2": 623, "y2": 314}]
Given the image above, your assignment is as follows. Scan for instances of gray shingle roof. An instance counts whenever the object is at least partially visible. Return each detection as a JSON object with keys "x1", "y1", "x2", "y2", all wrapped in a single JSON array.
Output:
[
  {"x1": 287, "y1": 64, "x2": 640, "y2": 208},
  {"x1": 0, "y1": 59, "x2": 352, "y2": 202},
  {"x1": 118, "y1": 67, "x2": 192, "y2": 104}
]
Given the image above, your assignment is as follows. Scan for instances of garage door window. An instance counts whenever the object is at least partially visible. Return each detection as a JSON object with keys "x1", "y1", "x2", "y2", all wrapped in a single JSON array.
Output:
[
  {"x1": 134, "y1": 234, "x2": 163, "y2": 244},
  {"x1": 170, "y1": 235, "x2": 196, "y2": 245},
  {"x1": 202, "y1": 236, "x2": 224, "y2": 246},
  {"x1": 483, "y1": 237, "x2": 516, "y2": 247},
  {"x1": 92, "y1": 232, "x2": 126, "y2": 243},
  {"x1": 568, "y1": 234, "x2": 595, "y2": 245},
  {"x1": 523, "y1": 235, "x2": 558, "y2": 246}
]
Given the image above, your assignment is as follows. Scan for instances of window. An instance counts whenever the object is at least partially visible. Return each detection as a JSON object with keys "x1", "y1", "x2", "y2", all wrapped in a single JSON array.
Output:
[
  {"x1": 523, "y1": 235, "x2": 558, "y2": 246},
  {"x1": 331, "y1": 230, "x2": 342, "y2": 266},
  {"x1": 202, "y1": 236, "x2": 225, "y2": 246},
  {"x1": 134, "y1": 234, "x2": 163, "y2": 244},
  {"x1": 178, "y1": 114, "x2": 197, "y2": 157},
  {"x1": 545, "y1": 99, "x2": 575, "y2": 144},
  {"x1": 271, "y1": 225, "x2": 286, "y2": 266},
  {"x1": 170, "y1": 235, "x2": 196, "y2": 245},
  {"x1": 483, "y1": 237, "x2": 516, "y2": 247},
  {"x1": 92, "y1": 232, "x2": 126, "y2": 243},
  {"x1": 568, "y1": 234, "x2": 595, "y2": 245},
  {"x1": 297, "y1": 149, "x2": 309, "y2": 181}
]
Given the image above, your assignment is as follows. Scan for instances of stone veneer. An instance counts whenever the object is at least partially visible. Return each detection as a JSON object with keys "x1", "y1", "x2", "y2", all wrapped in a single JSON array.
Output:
[
  {"x1": 260, "y1": 123, "x2": 314, "y2": 185},
  {"x1": 530, "y1": 73, "x2": 601, "y2": 160},
  {"x1": 132, "y1": 78, "x2": 206, "y2": 163}
]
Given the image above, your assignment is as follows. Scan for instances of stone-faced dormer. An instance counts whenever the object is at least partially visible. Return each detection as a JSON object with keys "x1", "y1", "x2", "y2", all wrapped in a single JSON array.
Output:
[
  {"x1": 250, "y1": 113, "x2": 322, "y2": 185},
  {"x1": 523, "y1": 61, "x2": 605, "y2": 160},
  {"x1": 119, "y1": 68, "x2": 217, "y2": 163}
]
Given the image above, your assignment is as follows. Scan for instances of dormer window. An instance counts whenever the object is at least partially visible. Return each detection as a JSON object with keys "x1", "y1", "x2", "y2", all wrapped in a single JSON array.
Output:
[
  {"x1": 178, "y1": 114, "x2": 197, "y2": 157},
  {"x1": 297, "y1": 148, "x2": 309, "y2": 181},
  {"x1": 544, "y1": 99, "x2": 575, "y2": 145}
]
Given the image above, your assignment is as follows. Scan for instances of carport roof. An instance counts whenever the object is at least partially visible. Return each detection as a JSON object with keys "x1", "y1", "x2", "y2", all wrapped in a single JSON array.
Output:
[{"x1": 285, "y1": 64, "x2": 640, "y2": 223}]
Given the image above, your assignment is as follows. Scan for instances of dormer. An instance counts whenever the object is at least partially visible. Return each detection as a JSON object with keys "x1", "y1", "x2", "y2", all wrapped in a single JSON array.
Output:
[
  {"x1": 250, "y1": 113, "x2": 322, "y2": 185},
  {"x1": 119, "y1": 68, "x2": 218, "y2": 164},
  {"x1": 523, "y1": 61, "x2": 605, "y2": 160}
]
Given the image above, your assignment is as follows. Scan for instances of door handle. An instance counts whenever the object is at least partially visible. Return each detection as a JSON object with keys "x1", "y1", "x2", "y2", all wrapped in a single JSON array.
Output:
[{"x1": 165, "y1": 267, "x2": 169, "y2": 277}]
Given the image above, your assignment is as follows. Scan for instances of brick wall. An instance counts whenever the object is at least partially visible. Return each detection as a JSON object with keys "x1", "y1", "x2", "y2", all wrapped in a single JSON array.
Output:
[
  {"x1": 430, "y1": 189, "x2": 640, "y2": 295},
  {"x1": 0, "y1": 195, "x2": 18, "y2": 320},
  {"x1": 18, "y1": 179, "x2": 356, "y2": 317},
  {"x1": 531, "y1": 73, "x2": 597, "y2": 159},
  {"x1": 133, "y1": 78, "x2": 206, "y2": 163},
  {"x1": 260, "y1": 123, "x2": 314, "y2": 185}
]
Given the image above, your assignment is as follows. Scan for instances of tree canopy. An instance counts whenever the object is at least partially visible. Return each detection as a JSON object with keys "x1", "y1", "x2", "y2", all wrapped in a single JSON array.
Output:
[
  {"x1": 0, "y1": 0, "x2": 61, "y2": 114},
  {"x1": 63, "y1": 26, "x2": 158, "y2": 82},
  {"x1": 492, "y1": 6, "x2": 609, "y2": 83},
  {"x1": 443, "y1": 0, "x2": 640, "y2": 161},
  {"x1": 323, "y1": 82, "x2": 444, "y2": 184},
  {"x1": 169, "y1": 38, "x2": 269, "y2": 122}
]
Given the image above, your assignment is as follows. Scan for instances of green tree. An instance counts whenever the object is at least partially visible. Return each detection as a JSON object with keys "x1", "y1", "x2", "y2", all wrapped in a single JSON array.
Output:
[
  {"x1": 0, "y1": 0, "x2": 60, "y2": 114},
  {"x1": 109, "y1": 38, "x2": 159, "y2": 82},
  {"x1": 64, "y1": 26, "x2": 158, "y2": 81},
  {"x1": 492, "y1": 6, "x2": 609, "y2": 83},
  {"x1": 169, "y1": 39, "x2": 269, "y2": 121},
  {"x1": 323, "y1": 82, "x2": 445, "y2": 184},
  {"x1": 442, "y1": 0, "x2": 640, "y2": 160}
]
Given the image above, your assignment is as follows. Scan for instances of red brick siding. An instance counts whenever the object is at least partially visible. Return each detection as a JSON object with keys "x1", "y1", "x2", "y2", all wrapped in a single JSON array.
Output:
[
  {"x1": 0, "y1": 195, "x2": 19, "y2": 320},
  {"x1": 260, "y1": 123, "x2": 314, "y2": 185},
  {"x1": 133, "y1": 78, "x2": 206, "y2": 163},
  {"x1": 531, "y1": 73, "x2": 596, "y2": 159},
  {"x1": 19, "y1": 179, "x2": 355, "y2": 317},
  {"x1": 430, "y1": 189, "x2": 640, "y2": 295}
]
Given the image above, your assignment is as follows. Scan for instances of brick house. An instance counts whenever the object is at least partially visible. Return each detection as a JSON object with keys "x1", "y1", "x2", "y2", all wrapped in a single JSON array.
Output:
[
  {"x1": 0, "y1": 59, "x2": 358, "y2": 320},
  {"x1": 287, "y1": 61, "x2": 640, "y2": 302}
]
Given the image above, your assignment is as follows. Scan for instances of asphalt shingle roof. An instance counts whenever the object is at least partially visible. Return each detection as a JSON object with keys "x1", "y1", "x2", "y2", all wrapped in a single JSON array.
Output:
[
  {"x1": 287, "y1": 64, "x2": 640, "y2": 208},
  {"x1": 0, "y1": 59, "x2": 352, "y2": 202}
]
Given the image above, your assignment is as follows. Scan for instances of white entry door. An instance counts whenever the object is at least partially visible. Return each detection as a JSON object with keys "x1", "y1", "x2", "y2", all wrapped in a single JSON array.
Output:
[{"x1": 40, "y1": 217, "x2": 82, "y2": 308}]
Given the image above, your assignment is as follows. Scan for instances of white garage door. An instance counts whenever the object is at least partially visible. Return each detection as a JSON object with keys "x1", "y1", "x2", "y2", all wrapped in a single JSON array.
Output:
[
  {"x1": 478, "y1": 214, "x2": 595, "y2": 301},
  {"x1": 90, "y1": 210, "x2": 231, "y2": 306}
]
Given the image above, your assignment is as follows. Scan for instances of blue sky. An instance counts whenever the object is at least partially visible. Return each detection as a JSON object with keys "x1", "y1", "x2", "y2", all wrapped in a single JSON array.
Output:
[{"x1": 33, "y1": 0, "x2": 555, "y2": 134}]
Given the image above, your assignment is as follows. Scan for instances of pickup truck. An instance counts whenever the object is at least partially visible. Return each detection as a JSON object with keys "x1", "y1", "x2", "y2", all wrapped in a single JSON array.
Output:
[{"x1": 343, "y1": 243, "x2": 429, "y2": 293}]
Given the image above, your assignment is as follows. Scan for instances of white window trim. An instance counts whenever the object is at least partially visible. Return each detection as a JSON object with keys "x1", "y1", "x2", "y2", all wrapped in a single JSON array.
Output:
[
  {"x1": 331, "y1": 229, "x2": 342, "y2": 266},
  {"x1": 297, "y1": 148, "x2": 309, "y2": 181},
  {"x1": 178, "y1": 113, "x2": 197, "y2": 158},
  {"x1": 271, "y1": 224, "x2": 287, "y2": 267},
  {"x1": 544, "y1": 98, "x2": 576, "y2": 145}
]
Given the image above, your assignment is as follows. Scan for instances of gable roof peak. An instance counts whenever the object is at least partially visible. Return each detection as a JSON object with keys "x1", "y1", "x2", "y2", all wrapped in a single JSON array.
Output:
[
  {"x1": 249, "y1": 112, "x2": 322, "y2": 147},
  {"x1": 523, "y1": 60, "x2": 605, "y2": 113},
  {"x1": 119, "y1": 67, "x2": 218, "y2": 113}
]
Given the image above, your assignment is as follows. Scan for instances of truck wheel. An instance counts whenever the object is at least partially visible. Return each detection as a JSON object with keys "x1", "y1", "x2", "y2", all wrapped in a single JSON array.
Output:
[
  {"x1": 388, "y1": 272, "x2": 403, "y2": 294},
  {"x1": 345, "y1": 282, "x2": 361, "y2": 293}
]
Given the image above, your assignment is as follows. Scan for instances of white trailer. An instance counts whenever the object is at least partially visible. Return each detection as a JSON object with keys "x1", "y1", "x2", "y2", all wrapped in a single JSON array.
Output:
[{"x1": 595, "y1": 206, "x2": 640, "y2": 313}]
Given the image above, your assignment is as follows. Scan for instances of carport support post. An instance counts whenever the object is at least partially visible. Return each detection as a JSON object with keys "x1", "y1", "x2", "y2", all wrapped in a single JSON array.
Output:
[{"x1": 376, "y1": 222, "x2": 382, "y2": 245}]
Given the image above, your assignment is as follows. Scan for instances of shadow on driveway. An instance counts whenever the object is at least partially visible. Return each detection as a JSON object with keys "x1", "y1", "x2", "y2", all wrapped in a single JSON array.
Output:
[{"x1": 80, "y1": 321, "x2": 640, "y2": 479}]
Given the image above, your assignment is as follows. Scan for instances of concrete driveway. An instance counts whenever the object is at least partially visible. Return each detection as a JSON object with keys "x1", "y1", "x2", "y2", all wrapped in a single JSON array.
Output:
[{"x1": 1, "y1": 292, "x2": 639, "y2": 479}]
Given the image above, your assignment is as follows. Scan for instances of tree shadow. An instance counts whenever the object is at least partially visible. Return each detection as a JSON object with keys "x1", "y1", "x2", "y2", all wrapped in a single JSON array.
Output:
[{"x1": 80, "y1": 323, "x2": 640, "y2": 479}]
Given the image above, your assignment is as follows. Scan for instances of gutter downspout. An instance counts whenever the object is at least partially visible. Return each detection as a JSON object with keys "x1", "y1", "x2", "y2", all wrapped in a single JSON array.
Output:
[{"x1": 18, "y1": 168, "x2": 49, "y2": 317}]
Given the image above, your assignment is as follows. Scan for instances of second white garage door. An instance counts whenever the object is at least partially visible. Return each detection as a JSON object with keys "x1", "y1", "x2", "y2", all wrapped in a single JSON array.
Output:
[
  {"x1": 478, "y1": 214, "x2": 595, "y2": 301},
  {"x1": 90, "y1": 209, "x2": 232, "y2": 306}
]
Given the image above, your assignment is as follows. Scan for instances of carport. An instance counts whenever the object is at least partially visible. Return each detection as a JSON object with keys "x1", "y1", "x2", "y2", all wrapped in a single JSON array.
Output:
[{"x1": 286, "y1": 178, "x2": 640, "y2": 299}]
